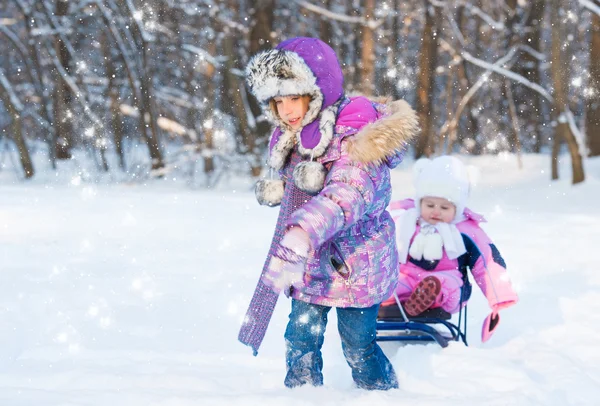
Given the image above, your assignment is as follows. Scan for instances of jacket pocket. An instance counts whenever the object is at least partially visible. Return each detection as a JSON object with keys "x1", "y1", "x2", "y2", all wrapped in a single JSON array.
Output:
[
  {"x1": 305, "y1": 240, "x2": 349, "y2": 281},
  {"x1": 329, "y1": 240, "x2": 350, "y2": 279}
]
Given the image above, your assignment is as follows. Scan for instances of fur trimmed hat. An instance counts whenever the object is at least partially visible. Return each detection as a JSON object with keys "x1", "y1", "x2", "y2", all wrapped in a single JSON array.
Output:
[
  {"x1": 246, "y1": 37, "x2": 344, "y2": 152},
  {"x1": 246, "y1": 37, "x2": 344, "y2": 203},
  {"x1": 413, "y1": 156, "x2": 472, "y2": 219}
]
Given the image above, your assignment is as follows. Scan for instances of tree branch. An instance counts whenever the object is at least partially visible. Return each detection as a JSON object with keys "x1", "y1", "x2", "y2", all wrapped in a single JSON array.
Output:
[
  {"x1": 295, "y1": 0, "x2": 384, "y2": 28},
  {"x1": 580, "y1": 0, "x2": 600, "y2": 16}
]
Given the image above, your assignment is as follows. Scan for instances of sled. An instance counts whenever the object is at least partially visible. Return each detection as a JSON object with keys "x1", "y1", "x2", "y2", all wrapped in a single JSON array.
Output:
[{"x1": 376, "y1": 282, "x2": 471, "y2": 348}]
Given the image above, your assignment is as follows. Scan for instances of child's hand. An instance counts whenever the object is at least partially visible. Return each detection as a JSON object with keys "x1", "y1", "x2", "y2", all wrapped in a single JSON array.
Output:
[
  {"x1": 481, "y1": 305, "x2": 500, "y2": 343},
  {"x1": 264, "y1": 227, "x2": 310, "y2": 297}
]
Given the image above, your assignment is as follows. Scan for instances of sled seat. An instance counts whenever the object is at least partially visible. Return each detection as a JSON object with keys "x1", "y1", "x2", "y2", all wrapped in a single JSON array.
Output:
[{"x1": 376, "y1": 283, "x2": 471, "y2": 348}]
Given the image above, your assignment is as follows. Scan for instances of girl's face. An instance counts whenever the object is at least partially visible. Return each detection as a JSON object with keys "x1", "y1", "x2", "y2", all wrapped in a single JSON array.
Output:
[
  {"x1": 420, "y1": 196, "x2": 456, "y2": 225},
  {"x1": 273, "y1": 95, "x2": 311, "y2": 130}
]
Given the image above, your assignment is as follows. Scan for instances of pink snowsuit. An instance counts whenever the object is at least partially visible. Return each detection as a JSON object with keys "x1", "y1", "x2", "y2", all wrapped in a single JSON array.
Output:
[{"x1": 381, "y1": 199, "x2": 518, "y2": 314}]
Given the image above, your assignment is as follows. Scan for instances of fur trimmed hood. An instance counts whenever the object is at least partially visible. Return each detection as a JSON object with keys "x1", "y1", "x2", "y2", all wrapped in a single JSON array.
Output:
[
  {"x1": 346, "y1": 99, "x2": 419, "y2": 168},
  {"x1": 245, "y1": 37, "x2": 344, "y2": 159},
  {"x1": 266, "y1": 97, "x2": 419, "y2": 172}
]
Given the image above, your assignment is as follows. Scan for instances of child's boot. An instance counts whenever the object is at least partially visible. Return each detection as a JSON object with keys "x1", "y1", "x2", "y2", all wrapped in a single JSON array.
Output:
[{"x1": 404, "y1": 276, "x2": 442, "y2": 316}]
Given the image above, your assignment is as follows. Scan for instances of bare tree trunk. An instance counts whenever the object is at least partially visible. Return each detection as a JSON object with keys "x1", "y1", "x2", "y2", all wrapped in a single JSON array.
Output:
[
  {"x1": 248, "y1": 0, "x2": 275, "y2": 172},
  {"x1": 222, "y1": 2, "x2": 261, "y2": 176},
  {"x1": 551, "y1": 124, "x2": 560, "y2": 180},
  {"x1": 250, "y1": 0, "x2": 275, "y2": 52},
  {"x1": 505, "y1": 79, "x2": 523, "y2": 169},
  {"x1": 550, "y1": 0, "x2": 584, "y2": 184},
  {"x1": 118, "y1": 0, "x2": 164, "y2": 170},
  {"x1": 504, "y1": 0, "x2": 522, "y2": 165},
  {"x1": 13, "y1": 2, "x2": 56, "y2": 168},
  {"x1": 0, "y1": 71, "x2": 34, "y2": 178},
  {"x1": 319, "y1": 0, "x2": 333, "y2": 45},
  {"x1": 587, "y1": 13, "x2": 600, "y2": 156},
  {"x1": 517, "y1": 0, "x2": 545, "y2": 153},
  {"x1": 101, "y1": 31, "x2": 126, "y2": 170},
  {"x1": 414, "y1": 0, "x2": 440, "y2": 158},
  {"x1": 203, "y1": 40, "x2": 218, "y2": 176},
  {"x1": 139, "y1": 41, "x2": 164, "y2": 170},
  {"x1": 53, "y1": 0, "x2": 73, "y2": 160},
  {"x1": 455, "y1": 5, "x2": 479, "y2": 149},
  {"x1": 359, "y1": 0, "x2": 376, "y2": 96},
  {"x1": 442, "y1": 67, "x2": 455, "y2": 154},
  {"x1": 6, "y1": 109, "x2": 33, "y2": 178}
]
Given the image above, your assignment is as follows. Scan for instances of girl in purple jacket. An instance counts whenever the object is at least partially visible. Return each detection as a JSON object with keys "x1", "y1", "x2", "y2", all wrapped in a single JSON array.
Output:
[
  {"x1": 238, "y1": 37, "x2": 418, "y2": 390},
  {"x1": 381, "y1": 156, "x2": 519, "y2": 343}
]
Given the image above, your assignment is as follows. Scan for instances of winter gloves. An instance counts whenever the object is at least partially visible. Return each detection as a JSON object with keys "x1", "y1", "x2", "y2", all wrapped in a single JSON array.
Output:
[
  {"x1": 264, "y1": 227, "x2": 311, "y2": 297},
  {"x1": 481, "y1": 305, "x2": 501, "y2": 343}
]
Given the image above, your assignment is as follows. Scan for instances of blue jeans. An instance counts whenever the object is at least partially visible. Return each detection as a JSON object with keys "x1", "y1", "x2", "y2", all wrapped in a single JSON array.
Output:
[{"x1": 284, "y1": 299, "x2": 398, "y2": 390}]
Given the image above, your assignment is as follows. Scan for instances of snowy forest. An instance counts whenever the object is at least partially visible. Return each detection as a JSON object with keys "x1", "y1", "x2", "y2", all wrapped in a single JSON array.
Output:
[
  {"x1": 0, "y1": 0, "x2": 599, "y2": 185},
  {"x1": 3, "y1": 2, "x2": 600, "y2": 403}
]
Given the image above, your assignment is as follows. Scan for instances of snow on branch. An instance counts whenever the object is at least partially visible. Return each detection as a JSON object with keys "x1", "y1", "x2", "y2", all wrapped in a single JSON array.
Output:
[
  {"x1": 579, "y1": 0, "x2": 600, "y2": 16},
  {"x1": 182, "y1": 44, "x2": 224, "y2": 68},
  {"x1": 104, "y1": 0, "x2": 143, "y2": 65},
  {"x1": 432, "y1": 0, "x2": 504, "y2": 33},
  {"x1": 156, "y1": 88, "x2": 197, "y2": 109},
  {"x1": 41, "y1": 1, "x2": 78, "y2": 59},
  {"x1": 461, "y1": 50, "x2": 554, "y2": 102},
  {"x1": 0, "y1": 68, "x2": 24, "y2": 111},
  {"x1": 295, "y1": 0, "x2": 384, "y2": 29},
  {"x1": 439, "y1": 43, "x2": 520, "y2": 137},
  {"x1": 13, "y1": 0, "x2": 31, "y2": 15},
  {"x1": 43, "y1": 40, "x2": 105, "y2": 134},
  {"x1": 442, "y1": 6, "x2": 467, "y2": 48},
  {"x1": 22, "y1": 108, "x2": 52, "y2": 132},
  {"x1": 0, "y1": 26, "x2": 46, "y2": 101},
  {"x1": 30, "y1": 26, "x2": 73, "y2": 37},
  {"x1": 464, "y1": 3, "x2": 505, "y2": 30},
  {"x1": 517, "y1": 45, "x2": 546, "y2": 62},
  {"x1": 93, "y1": 1, "x2": 141, "y2": 95},
  {"x1": 0, "y1": 25, "x2": 41, "y2": 91},
  {"x1": 125, "y1": 0, "x2": 155, "y2": 43},
  {"x1": 439, "y1": 42, "x2": 554, "y2": 141},
  {"x1": 0, "y1": 26, "x2": 29, "y2": 62},
  {"x1": 436, "y1": 0, "x2": 550, "y2": 101},
  {"x1": 73, "y1": 0, "x2": 100, "y2": 13},
  {"x1": 119, "y1": 103, "x2": 194, "y2": 137}
]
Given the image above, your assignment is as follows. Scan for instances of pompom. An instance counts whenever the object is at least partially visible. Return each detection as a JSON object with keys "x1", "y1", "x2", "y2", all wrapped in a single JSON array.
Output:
[
  {"x1": 293, "y1": 161, "x2": 327, "y2": 195},
  {"x1": 255, "y1": 179, "x2": 285, "y2": 206}
]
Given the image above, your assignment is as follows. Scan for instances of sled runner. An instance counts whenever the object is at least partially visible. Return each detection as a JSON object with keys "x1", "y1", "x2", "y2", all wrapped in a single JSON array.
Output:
[{"x1": 376, "y1": 272, "x2": 472, "y2": 348}]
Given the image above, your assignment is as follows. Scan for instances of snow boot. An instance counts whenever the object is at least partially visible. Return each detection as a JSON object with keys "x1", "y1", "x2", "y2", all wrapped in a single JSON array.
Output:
[{"x1": 404, "y1": 276, "x2": 442, "y2": 317}]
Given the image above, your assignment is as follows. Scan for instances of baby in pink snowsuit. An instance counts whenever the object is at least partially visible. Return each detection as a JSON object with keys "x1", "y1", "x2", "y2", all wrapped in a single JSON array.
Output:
[{"x1": 381, "y1": 156, "x2": 519, "y2": 342}]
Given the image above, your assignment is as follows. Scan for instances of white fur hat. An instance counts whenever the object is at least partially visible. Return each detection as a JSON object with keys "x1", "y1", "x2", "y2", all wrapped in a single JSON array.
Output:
[{"x1": 413, "y1": 156, "x2": 472, "y2": 219}]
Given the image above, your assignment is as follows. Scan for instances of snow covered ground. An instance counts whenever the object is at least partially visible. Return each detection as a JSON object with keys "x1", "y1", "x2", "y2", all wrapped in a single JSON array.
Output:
[{"x1": 1, "y1": 153, "x2": 599, "y2": 405}]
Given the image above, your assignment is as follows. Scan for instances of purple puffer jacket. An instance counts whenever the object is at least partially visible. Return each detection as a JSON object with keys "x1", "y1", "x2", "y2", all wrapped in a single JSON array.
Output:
[
  {"x1": 285, "y1": 97, "x2": 406, "y2": 308},
  {"x1": 239, "y1": 37, "x2": 419, "y2": 354}
]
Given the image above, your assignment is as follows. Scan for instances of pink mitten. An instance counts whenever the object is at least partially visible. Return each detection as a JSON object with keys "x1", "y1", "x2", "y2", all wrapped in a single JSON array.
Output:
[
  {"x1": 264, "y1": 227, "x2": 310, "y2": 297},
  {"x1": 481, "y1": 307, "x2": 500, "y2": 343}
]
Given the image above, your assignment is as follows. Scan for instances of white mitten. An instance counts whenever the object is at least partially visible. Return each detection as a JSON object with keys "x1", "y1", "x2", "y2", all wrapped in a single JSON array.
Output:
[
  {"x1": 422, "y1": 232, "x2": 443, "y2": 261},
  {"x1": 409, "y1": 225, "x2": 443, "y2": 261},
  {"x1": 264, "y1": 227, "x2": 310, "y2": 297}
]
